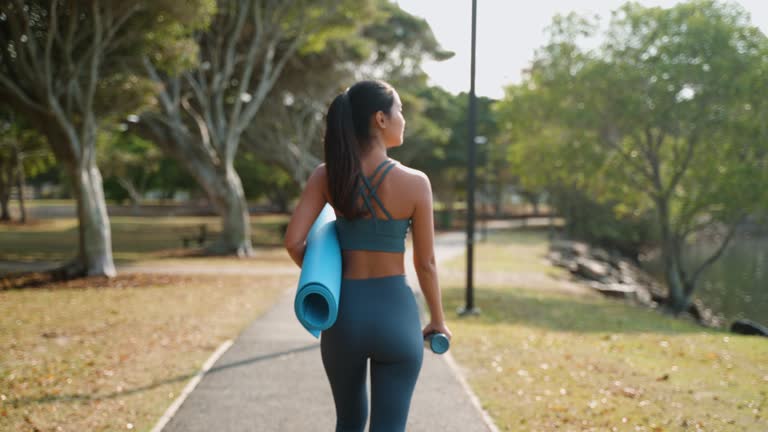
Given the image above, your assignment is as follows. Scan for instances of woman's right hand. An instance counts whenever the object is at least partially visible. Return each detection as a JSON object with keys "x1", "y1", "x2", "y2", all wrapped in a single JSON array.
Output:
[{"x1": 422, "y1": 320, "x2": 452, "y2": 341}]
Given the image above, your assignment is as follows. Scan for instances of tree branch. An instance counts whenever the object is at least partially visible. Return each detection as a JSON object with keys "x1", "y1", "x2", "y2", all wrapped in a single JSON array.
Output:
[
  {"x1": 184, "y1": 71, "x2": 219, "y2": 149},
  {"x1": 223, "y1": 2, "x2": 266, "y2": 166},
  {"x1": 686, "y1": 217, "x2": 744, "y2": 294},
  {"x1": 664, "y1": 131, "x2": 697, "y2": 200},
  {"x1": 210, "y1": 0, "x2": 250, "y2": 150},
  {"x1": 0, "y1": 76, "x2": 46, "y2": 114},
  {"x1": 680, "y1": 215, "x2": 717, "y2": 243},
  {"x1": 39, "y1": 0, "x2": 81, "y2": 163},
  {"x1": 10, "y1": 0, "x2": 45, "y2": 80},
  {"x1": 180, "y1": 96, "x2": 222, "y2": 166},
  {"x1": 601, "y1": 126, "x2": 656, "y2": 185},
  {"x1": 143, "y1": 57, "x2": 177, "y2": 115}
]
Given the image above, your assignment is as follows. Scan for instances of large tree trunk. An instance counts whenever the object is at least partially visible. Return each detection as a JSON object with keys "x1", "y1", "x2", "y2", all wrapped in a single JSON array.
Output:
[
  {"x1": 15, "y1": 146, "x2": 26, "y2": 223},
  {"x1": 0, "y1": 154, "x2": 11, "y2": 221},
  {"x1": 64, "y1": 158, "x2": 117, "y2": 277},
  {"x1": 493, "y1": 180, "x2": 504, "y2": 217},
  {"x1": 656, "y1": 199, "x2": 691, "y2": 315},
  {"x1": 132, "y1": 95, "x2": 257, "y2": 256},
  {"x1": 0, "y1": 194, "x2": 9, "y2": 221},
  {"x1": 180, "y1": 153, "x2": 255, "y2": 258},
  {"x1": 209, "y1": 168, "x2": 253, "y2": 256},
  {"x1": 168, "y1": 137, "x2": 253, "y2": 256},
  {"x1": 660, "y1": 241, "x2": 691, "y2": 315},
  {"x1": 115, "y1": 176, "x2": 143, "y2": 214}
]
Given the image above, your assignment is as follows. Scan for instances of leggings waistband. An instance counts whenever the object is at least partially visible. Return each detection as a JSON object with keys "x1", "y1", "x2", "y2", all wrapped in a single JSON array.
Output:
[{"x1": 340, "y1": 274, "x2": 407, "y2": 288}]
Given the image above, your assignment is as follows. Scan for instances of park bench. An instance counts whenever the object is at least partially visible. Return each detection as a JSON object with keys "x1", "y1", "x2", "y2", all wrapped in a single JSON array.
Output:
[
  {"x1": 179, "y1": 223, "x2": 287, "y2": 248},
  {"x1": 180, "y1": 224, "x2": 209, "y2": 248}
]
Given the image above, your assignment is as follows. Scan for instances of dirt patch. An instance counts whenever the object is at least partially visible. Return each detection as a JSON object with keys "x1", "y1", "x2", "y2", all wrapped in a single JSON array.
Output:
[{"x1": 1, "y1": 271, "x2": 215, "y2": 291}]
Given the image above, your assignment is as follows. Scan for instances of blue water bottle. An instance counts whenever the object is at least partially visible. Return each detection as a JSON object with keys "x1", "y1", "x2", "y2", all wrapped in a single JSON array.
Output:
[{"x1": 424, "y1": 332, "x2": 450, "y2": 354}]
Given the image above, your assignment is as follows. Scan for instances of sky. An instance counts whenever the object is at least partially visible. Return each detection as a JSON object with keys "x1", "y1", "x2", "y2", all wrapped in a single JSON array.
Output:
[{"x1": 395, "y1": 0, "x2": 768, "y2": 99}]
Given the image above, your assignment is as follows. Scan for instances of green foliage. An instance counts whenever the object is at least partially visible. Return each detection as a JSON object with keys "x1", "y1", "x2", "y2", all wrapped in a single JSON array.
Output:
[
  {"x1": 0, "y1": 0, "x2": 215, "y2": 123},
  {"x1": 497, "y1": 0, "x2": 768, "y2": 255},
  {"x1": 97, "y1": 129, "x2": 164, "y2": 203},
  {"x1": 362, "y1": 0, "x2": 454, "y2": 84},
  {"x1": 0, "y1": 112, "x2": 55, "y2": 179},
  {"x1": 550, "y1": 187, "x2": 658, "y2": 259},
  {"x1": 245, "y1": 0, "x2": 457, "y2": 198},
  {"x1": 296, "y1": 0, "x2": 375, "y2": 55},
  {"x1": 234, "y1": 152, "x2": 298, "y2": 208},
  {"x1": 402, "y1": 88, "x2": 499, "y2": 205}
]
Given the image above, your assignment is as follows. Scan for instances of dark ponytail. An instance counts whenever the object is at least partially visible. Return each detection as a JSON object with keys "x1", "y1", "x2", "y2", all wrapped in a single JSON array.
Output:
[{"x1": 324, "y1": 80, "x2": 395, "y2": 219}]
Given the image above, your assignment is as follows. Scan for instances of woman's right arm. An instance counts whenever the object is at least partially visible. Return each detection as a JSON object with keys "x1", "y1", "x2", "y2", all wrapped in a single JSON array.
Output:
[{"x1": 411, "y1": 171, "x2": 451, "y2": 339}]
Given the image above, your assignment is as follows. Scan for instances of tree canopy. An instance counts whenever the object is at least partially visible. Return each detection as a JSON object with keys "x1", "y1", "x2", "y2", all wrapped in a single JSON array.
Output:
[{"x1": 495, "y1": 0, "x2": 768, "y2": 313}]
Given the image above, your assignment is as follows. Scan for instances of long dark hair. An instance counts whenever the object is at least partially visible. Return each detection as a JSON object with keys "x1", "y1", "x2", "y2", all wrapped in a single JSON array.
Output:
[{"x1": 324, "y1": 80, "x2": 395, "y2": 219}]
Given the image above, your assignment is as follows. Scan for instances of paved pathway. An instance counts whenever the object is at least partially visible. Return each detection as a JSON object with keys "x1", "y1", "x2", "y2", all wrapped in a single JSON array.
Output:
[{"x1": 156, "y1": 231, "x2": 498, "y2": 432}]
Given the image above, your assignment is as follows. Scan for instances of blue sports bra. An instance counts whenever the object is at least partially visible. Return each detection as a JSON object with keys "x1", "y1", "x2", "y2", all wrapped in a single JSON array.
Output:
[{"x1": 335, "y1": 158, "x2": 412, "y2": 253}]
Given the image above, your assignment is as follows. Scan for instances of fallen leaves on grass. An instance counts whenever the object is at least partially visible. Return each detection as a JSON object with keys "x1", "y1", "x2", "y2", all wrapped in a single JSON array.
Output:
[
  {"x1": 1, "y1": 271, "x2": 294, "y2": 432},
  {"x1": 1, "y1": 272, "x2": 212, "y2": 291}
]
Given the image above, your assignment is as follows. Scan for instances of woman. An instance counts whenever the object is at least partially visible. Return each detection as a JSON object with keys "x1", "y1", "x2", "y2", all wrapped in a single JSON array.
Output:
[{"x1": 283, "y1": 80, "x2": 452, "y2": 432}]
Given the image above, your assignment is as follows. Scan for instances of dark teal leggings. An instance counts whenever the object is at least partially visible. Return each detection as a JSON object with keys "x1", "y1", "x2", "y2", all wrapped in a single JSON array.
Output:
[{"x1": 320, "y1": 274, "x2": 424, "y2": 432}]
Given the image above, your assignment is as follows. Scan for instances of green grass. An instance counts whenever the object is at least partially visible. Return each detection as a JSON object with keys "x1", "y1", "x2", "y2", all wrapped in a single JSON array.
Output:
[
  {"x1": 16, "y1": 200, "x2": 79, "y2": 207},
  {"x1": 0, "y1": 214, "x2": 289, "y2": 263},
  {"x1": 441, "y1": 229, "x2": 768, "y2": 431},
  {"x1": 443, "y1": 229, "x2": 564, "y2": 277}
]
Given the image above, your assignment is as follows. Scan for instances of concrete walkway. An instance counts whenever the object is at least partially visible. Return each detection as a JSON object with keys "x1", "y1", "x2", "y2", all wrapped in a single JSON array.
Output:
[{"x1": 156, "y1": 232, "x2": 498, "y2": 432}]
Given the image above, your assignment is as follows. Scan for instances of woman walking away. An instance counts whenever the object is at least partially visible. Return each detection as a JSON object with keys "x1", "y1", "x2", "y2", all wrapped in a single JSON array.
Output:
[{"x1": 284, "y1": 79, "x2": 452, "y2": 432}]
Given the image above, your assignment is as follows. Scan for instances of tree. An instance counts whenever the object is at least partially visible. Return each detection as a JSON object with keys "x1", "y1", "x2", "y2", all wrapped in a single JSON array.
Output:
[
  {"x1": 97, "y1": 129, "x2": 164, "y2": 209},
  {"x1": 244, "y1": 0, "x2": 453, "y2": 190},
  {"x1": 360, "y1": 0, "x2": 454, "y2": 167},
  {"x1": 234, "y1": 153, "x2": 298, "y2": 212},
  {"x1": 358, "y1": 0, "x2": 453, "y2": 85},
  {"x1": 498, "y1": 1, "x2": 768, "y2": 314},
  {"x1": 133, "y1": 0, "x2": 370, "y2": 257},
  {"x1": 0, "y1": 0, "x2": 213, "y2": 276},
  {"x1": 242, "y1": 44, "x2": 353, "y2": 188},
  {"x1": 0, "y1": 110, "x2": 53, "y2": 222}
]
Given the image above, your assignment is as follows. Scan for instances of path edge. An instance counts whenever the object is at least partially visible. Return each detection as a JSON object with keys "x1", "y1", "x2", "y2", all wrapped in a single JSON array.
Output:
[
  {"x1": 149, "y1": 339, "x2": 234, "y2": 432},
  {"x1": 412, "y1": 290, "x2": 501, "y2": 432}
]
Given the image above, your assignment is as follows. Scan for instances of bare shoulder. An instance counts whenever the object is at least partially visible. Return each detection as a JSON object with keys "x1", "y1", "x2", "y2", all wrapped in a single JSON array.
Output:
[
  {"x1": 390, "y1": 160, "x2": 431, "y2": 201},
  {"x1": 312, "y1": 162, "x2": 327, "y2": 178},
  {"x1": 393, "y1": 161, "x2": 429, "y2": 186},
  {"x1": 308, "y1": 163, "x2": 329, "y2": 201}
]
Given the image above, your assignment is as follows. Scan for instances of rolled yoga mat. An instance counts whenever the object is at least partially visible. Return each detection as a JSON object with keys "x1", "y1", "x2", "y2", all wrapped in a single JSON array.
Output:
[{"x1": 294, "y1": 203, "x2": 342, "y2": 338}]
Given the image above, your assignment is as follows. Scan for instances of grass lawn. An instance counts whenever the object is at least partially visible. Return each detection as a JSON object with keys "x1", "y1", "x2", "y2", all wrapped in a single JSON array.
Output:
[
  {"x1": 0, "y1": 214, "x2": 290, "y2": 265},
  {"x1": 440, "y1": 229, "x2": 768, "y2": 431},
  {"x1": 0, "y1": 209, "x2": 298, "y2": 430},
  {"x1": 0, "y1": 271, "x2": 296, "y2": 432}
]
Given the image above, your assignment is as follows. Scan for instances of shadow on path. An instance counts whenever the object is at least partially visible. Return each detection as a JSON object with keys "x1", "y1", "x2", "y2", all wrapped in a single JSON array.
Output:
[{"x1": 5, "y1": 344, "x2": 320, "y2": 408}]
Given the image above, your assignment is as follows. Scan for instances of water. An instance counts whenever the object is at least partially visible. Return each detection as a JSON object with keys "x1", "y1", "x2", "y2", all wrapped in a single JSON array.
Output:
[{"x1": 642, "y1": 230, "x2": 767, "y2": 326}]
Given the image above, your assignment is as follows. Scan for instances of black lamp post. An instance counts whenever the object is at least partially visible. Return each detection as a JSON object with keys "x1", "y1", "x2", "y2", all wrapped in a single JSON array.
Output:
[{"x1": 459, "y1": 0, "x2": 480, "y2": 317}]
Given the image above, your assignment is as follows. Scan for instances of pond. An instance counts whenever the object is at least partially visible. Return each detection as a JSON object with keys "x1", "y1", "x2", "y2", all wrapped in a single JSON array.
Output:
[{"x1": 641, "y1": 228, "x2": 767, "y2": 327}]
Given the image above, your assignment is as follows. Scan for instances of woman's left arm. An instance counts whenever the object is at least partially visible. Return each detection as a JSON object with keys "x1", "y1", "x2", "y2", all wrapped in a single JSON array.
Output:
[{"x1": 283, "y1": 164, "x2": 328, "y2": 268}]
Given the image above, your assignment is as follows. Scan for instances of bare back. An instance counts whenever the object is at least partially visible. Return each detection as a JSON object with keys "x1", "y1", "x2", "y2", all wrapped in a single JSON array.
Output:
[
  {"x1": 284, "y1": 157, "x2": 436, "y2": 281},
  {"x1": 327, "y1": 159, "x2": 434, "y2": 279}
]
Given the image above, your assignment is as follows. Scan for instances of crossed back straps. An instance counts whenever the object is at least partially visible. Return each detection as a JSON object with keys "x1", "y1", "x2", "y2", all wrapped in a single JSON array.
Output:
[{"x1": 357, "y1": 158, "x2": 397, "y2": 220}]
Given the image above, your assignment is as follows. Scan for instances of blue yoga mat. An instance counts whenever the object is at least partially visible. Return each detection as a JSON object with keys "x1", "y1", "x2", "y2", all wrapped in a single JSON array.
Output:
[{"x1": 294, "y1": 203, "x2": 342, "y2": 338}]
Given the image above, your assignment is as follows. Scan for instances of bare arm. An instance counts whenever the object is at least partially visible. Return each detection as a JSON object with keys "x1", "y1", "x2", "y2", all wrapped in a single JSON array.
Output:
[
  {"x1": 283, "y1": 164, "x2": 328, "y2": 267},
  {"x1": 411, "y1": 172, "x2": 446, "y2": 326}
]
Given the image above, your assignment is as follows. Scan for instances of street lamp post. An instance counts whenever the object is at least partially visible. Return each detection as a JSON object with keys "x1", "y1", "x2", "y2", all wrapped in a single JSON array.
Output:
[
  {"x1": 459, "y1": 0, "x2": 480, "y2": 317},
  {"x1": 474, "y1": 135, "x2": 488, "y2": 242}
]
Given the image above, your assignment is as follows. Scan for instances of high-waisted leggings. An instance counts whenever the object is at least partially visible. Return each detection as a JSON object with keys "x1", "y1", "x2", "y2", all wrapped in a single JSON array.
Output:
[{"x1": 320, "y1": 274, "x2": 424, "y2": 432}]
